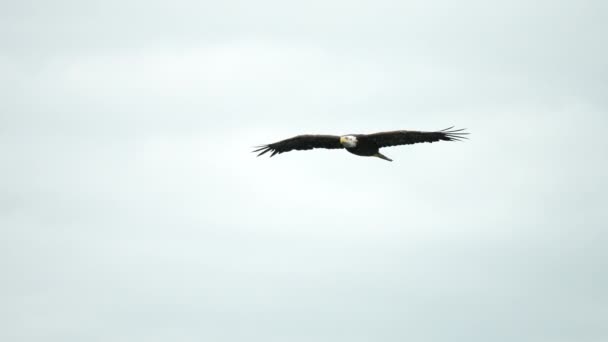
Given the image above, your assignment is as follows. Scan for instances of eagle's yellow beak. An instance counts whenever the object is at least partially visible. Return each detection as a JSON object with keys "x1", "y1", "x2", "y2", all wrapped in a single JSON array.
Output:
[{"x1": 339, "y1": 136, "x2": 346, "y2": 144}]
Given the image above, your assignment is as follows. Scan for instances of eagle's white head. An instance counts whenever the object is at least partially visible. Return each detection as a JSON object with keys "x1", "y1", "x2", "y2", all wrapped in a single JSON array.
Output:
[{"x1": 339, "y1": 135, "x2": 358, "y2": 148}]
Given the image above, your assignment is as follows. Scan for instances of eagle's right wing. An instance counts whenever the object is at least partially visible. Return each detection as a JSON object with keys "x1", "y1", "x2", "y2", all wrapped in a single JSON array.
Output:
[{"x1": 254, "y1": 135, "x2": 343, "y2": 157}]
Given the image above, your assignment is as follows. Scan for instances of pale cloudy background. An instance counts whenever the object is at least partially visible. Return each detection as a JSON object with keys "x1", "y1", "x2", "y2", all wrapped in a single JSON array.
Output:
[{"x1": 1, "y1": 1, "x2": 607, "y2": 341}]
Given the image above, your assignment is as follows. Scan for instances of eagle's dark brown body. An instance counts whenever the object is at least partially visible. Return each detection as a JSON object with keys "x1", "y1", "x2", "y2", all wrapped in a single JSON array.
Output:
[{"x1": 345, "y1": 135, "x2": 380, "y2": 157}]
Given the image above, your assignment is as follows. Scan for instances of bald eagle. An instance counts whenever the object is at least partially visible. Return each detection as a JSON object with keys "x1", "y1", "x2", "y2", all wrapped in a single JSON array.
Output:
[{"x1": 254, "y1": 127, "x2": 468, "y2": 162}]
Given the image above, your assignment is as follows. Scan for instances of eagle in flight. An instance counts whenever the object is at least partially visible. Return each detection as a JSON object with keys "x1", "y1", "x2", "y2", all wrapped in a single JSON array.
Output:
[{"x1": 254, "y1": 127, "x2": 468, "y2": 162}]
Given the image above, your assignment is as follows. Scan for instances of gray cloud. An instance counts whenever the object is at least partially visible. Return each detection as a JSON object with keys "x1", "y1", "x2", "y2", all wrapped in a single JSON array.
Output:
[{"x1": 1, "y1": 0, "x2": 607, "y2": 341}]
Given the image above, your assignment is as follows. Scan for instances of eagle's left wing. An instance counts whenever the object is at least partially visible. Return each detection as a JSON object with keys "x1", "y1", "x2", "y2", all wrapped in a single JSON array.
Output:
[{"x1": 365, "y1": 127, "x2": 468, "y2": 148}]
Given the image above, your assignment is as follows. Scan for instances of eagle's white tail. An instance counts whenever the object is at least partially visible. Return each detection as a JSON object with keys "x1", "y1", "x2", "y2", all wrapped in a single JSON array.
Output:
[{"x1": 374, "y1": 153, "x2": 393, "y2": 162}]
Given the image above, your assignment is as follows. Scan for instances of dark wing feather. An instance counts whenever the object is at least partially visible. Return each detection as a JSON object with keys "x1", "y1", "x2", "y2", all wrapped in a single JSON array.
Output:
[
  {"x1": 365, "y1": 127, "x2": 469, "y2": 148},
  {"x1": 253, "y1": 134, "x2": 343, "y2": 157}
]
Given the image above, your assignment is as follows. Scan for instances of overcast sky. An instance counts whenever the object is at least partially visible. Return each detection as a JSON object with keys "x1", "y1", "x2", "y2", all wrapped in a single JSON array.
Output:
[{"x1": 1, "y1": 1, "x2": 607, "y2": 341}]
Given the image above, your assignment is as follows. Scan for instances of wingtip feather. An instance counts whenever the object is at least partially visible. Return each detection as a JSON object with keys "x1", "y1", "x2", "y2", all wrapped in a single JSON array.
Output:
[
  {"x1": 438, "y1": 127, "x2": 470, "y2": 142},
  {"x1": 256, "y1": 148, "x2": 271, "y2": 157}
]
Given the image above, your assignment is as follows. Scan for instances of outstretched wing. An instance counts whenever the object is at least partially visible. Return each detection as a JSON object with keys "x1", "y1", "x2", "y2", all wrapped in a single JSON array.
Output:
[
  {"x1": 254, "y1": 134, "x2": 343, "y2": 157},
  {"x1": 365, "y1": 127, "x2": 468, "y2": 148}
]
